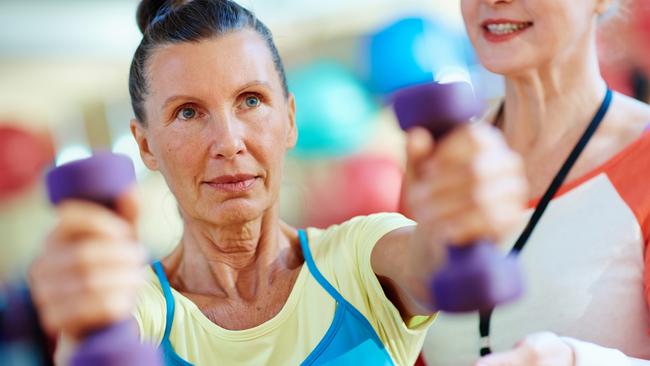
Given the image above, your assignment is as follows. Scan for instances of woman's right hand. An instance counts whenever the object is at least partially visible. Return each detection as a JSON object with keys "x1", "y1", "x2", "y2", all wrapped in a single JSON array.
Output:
[
  {"x1": 404, "y1": 122, "x2": 528, "y2": 246},
  {"x1": 29, "y1": 190, "x2": 146, "y2": 340}
]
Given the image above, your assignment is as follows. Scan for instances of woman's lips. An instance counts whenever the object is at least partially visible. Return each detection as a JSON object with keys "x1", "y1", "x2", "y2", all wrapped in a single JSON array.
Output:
[
  {"x1": 481, "y1": 19, "x2": 533, "y2": 43},
  {"x1": 205, "y1": 174, "x2": 260, "y2": 193}
]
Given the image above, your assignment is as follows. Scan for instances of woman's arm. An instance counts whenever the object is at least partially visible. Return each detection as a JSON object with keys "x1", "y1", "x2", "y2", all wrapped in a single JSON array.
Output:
[{"x1": 371, "y1": 124, "x2": 528, "y2": 318}]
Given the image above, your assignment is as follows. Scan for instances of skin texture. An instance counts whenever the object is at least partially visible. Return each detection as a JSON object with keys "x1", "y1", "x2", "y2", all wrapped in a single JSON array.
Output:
[
  {"x1": 30, "y1": 29, "x2": 527, "y2": 355},
  {"x1": 461, "y1": 0, "x2": 650, "y2": 365}
]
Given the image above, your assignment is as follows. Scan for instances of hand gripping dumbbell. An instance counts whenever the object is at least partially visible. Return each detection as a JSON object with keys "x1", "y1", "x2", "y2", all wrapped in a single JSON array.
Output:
[
  {"x1": 45, "y1": 153, "x2": 161, "y2": 366},
  {"x1": 393, "y1": 82, "x2": 523, "y2": 313}
]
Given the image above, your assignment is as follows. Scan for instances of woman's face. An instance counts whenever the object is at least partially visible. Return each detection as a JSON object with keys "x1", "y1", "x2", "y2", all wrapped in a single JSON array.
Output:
[
  {"x1": 461, "y1": 0, "x2": 611, "y2": 75},
  {"x1": 132, "y1": 30, "x2": 296, "y2": 225}
]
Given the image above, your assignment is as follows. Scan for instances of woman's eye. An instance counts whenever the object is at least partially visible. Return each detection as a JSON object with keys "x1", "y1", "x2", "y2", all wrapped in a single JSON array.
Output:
[
  {"x1": 243, "y1": 95, "x2": 261, "y2": 109},
  {"x1": 177, "y1": 107, "x2": 197, "y2": 120}
]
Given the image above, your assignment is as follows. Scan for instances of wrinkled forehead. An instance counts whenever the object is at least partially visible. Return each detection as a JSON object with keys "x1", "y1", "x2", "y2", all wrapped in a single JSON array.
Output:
[{"x1": 145, "y1": 30, "x2": 280, "y2": 102}]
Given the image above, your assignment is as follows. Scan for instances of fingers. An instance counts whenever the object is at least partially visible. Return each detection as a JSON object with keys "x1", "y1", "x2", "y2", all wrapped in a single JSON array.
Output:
[
  {"x1": 115, "y1": 186, "x2": 140, "y2": 228},
  {"x1": 405, "y1": 122, "x2": 528, "y2": 244},
  {"x1": 434, "y1": 122, "x2": 503, "y2": 164},
  {"x1": 30, "y1": 241, "x2": 146, "y2": 338},
  {"x1": 52, "y1": 200, "x2": 135, "y2": 245},
  {"x1": 405, "y1": 127, "x2": 436, "y2": 182},
  {"x1": 30, "y1": 240, "x2": 146, "y2": 298},
  {"x1": 36, "y1": 279, "x2": 142, "y2": 337},
  {"x1": 30, "y1": 236, "x2": 146, "y2": 338}
]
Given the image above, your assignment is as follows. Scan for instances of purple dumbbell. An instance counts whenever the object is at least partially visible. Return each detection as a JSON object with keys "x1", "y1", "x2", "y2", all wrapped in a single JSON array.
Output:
[
  {"x1": 393, "y1": 82, "x2": 523, "y2": 313},
  {"x1": 45, "y1": 153, "x2": 161, "y2": 366}
]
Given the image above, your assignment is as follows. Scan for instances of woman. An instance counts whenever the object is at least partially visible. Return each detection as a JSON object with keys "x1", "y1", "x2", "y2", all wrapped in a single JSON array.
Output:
[
  {"x1": 422, "y1": 0, "x2": 650, "y2": 365},
  {"x1": 28, "y1": 0, "x2": 526, "y2": 365}
]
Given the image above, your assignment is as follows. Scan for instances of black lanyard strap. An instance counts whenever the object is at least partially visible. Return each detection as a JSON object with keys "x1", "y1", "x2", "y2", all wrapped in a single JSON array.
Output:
[{"x1": 479, "y1": 88, "x2": 613, "y2": 356}]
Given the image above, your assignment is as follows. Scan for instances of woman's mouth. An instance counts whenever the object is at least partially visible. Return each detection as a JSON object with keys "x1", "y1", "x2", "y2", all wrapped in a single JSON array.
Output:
[
  {"x1": 205, "y1": 174, "x2": 260, "y2": 193},
  {"x1": 481, "y1": 20, "x2": 533, "y2": 42}
]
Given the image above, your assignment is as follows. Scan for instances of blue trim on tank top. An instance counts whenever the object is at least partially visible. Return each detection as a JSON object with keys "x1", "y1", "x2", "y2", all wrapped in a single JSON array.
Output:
[
  {"x1": 152, "y1": 261, "x2": 194, "y2": 366},
  {"x1": 297, "y1": 230, "x2": 389, "y2": 365}
]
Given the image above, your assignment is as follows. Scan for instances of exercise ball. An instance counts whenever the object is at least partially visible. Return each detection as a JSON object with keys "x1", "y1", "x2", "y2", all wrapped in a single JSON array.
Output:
[
  {"x1": 305, "y1": 155, "x2": 403, "y2": 228},
  {"x1": 288, "y1": 61, "x2": 378, "y2": 159},
  {"x1": 363, "y1": 16, "x2": 466, "y2": 95},
  {"x1": 0, "y1": 125, "x2": 53, "y2": 200}
]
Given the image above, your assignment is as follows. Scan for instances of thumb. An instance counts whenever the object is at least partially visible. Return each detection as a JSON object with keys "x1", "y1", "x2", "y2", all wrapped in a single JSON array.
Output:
[
  {"x1": 114, "y1": 185, "x2": 140, "y2": 232},
  {"x1": 405, "y1": 127, "x2": 435, "y2": 182}
]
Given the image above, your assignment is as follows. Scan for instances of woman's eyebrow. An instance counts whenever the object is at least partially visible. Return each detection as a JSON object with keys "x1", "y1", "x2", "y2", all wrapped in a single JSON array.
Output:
[
  {"x1": 162, "y1": 95, "x2": 203, "y2": 109},
  {"x1": 235, "y1": 80, "x2": 273, "y2": 94},
  {"x1": 162, "y1": 81, "x2": 272, "y2": 108}
]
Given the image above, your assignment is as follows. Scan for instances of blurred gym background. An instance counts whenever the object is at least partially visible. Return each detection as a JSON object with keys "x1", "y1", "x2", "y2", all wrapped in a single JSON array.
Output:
[{"x1": 0, "y1": 0, "x2": 648, "y2": 282}]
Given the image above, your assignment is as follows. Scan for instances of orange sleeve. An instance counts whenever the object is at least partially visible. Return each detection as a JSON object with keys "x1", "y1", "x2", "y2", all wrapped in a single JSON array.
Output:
[{"x1": 605, "y1": 130, "x2": 650, "y2": 309}]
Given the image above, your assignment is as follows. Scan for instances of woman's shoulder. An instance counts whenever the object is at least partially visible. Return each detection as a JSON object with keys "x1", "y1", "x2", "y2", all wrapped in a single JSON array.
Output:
[
  {"x1": 587, "y1": 93, "x2": 650, "y2": 183},
  {"x1": 306, "y1": 213, "x2": 415, "y2": 261},
  {"x1": 602, "y1": 93, "x2": 650, "y2": 169},
  {"x1": 309, "y1": 213, "x2": 415, "y2": 244},
  {"x1": 609, "y1": 92, "x2": 650, "y2": 143},
  {"x1": 597, "y1": 94, "x2": 650, "y2": 242}
]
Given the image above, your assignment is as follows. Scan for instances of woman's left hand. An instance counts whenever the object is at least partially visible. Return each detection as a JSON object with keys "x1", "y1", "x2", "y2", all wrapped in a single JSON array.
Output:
[{"x1": 476, "y1": 332, "x2": 575, "y2": 366}]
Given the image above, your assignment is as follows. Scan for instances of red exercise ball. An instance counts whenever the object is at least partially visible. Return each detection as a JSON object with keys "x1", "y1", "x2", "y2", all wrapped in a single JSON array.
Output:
[
  {"x1": 305, "y1": 155, "x2": 403, "y2": 228},
  {"x1": 0, "y1": 125, "x2": 53, "y2": 200}
]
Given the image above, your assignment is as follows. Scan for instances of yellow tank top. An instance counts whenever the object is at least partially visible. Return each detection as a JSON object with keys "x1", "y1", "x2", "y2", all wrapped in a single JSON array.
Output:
[{"x1": 133, "y1": 213, "x2": 434, "y2": 365}]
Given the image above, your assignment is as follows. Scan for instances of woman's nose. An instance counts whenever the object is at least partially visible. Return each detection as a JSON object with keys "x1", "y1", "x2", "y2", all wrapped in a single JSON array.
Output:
[{"x1": 207, "y1": 116, "x2": 246, "y2": 160}]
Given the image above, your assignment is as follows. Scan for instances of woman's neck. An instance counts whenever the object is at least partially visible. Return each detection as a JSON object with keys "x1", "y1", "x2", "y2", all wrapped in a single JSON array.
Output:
[
  {"x1": 500, "y1": 26, "x2": 607, "y2": 155},
  {"x1": 163, "y1": 204, "x2": 301, "y2": 301}
]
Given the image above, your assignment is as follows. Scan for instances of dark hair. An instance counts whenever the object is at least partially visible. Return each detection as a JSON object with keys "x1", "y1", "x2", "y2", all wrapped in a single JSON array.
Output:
[{"x1": 129, "y1": 0, "x2": 289, "y2": 125}]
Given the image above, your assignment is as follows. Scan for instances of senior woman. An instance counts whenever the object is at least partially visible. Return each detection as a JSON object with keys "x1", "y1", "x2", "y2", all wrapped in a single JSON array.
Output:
[
  {"x1": 421, "y1": 0, "x2": 650, "y2": 366},
  {"x1": 28, "y1": 0, "x2": 527, "y2": 365}
]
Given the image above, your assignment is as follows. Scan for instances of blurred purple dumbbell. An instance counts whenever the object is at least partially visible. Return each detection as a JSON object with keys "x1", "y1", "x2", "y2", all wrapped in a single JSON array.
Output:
[
  {"x1": 393, "y1": 82, "x2": 523, "y2": 313},
  {"x1": 45, "y1": 152, "x2": 161, "y2": 366}
]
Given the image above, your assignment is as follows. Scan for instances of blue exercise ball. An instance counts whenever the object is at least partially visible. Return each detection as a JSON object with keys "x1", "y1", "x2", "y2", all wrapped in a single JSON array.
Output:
[
  {"x1": 288, "y1": 61, "x2": 378, "y2": 159},
  {"x1": 364, "y1": 17, "x2": 466, "y2": 95}
]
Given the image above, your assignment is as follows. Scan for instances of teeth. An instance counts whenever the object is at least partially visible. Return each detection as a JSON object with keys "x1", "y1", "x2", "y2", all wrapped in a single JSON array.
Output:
[{"x1": 486, "y1": 22, "x2": 530, "y2": 35}]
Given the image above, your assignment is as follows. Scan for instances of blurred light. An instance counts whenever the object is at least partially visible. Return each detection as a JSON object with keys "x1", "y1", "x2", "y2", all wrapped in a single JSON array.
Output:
[
  {"x1": 469, "y1": 64, "x2": 505, "y2": 101},
  {"x1": 55, "y1": 145, "x2": 91, "y2": 166},
  {"x1": 112, "y1": 135, "x2": 148, "y2": 179},
  {"x1": 436, "y1": 66, "x2": 472, "y2": 84}
]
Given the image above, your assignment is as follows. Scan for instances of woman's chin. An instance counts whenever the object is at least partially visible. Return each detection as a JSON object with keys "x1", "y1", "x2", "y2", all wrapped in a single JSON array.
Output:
[
  {"x1": 202, "y1": 198, "x2": 267, "y2": 224},
  {"x1": 477, "y1": 54, "x2": 539, "y2": 78}
]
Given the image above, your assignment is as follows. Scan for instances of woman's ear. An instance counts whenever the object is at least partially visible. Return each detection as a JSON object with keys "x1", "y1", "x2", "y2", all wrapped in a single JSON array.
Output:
[
  {"x1": 130, "y1": 119, "x2": 159, "y2": 171},
  {"x1": 286, "y1": 94, "x2": 298, "y2": 149}
]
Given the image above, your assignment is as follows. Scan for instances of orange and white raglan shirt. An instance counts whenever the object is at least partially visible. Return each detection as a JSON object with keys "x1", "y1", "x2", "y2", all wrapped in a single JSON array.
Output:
[{"x1": 423, "y1": 127, "x2": 650, "y2": 366}]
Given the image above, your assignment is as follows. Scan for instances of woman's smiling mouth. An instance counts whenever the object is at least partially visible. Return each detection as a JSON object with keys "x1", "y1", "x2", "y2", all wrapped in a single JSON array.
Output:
[{"x1": 481, "y1": 19, "x2": 534, "y2": 42}]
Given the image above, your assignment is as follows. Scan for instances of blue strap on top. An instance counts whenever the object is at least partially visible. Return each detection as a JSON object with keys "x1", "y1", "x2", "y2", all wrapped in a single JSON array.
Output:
[
  {"x1": 298, "y1": 230, "x2": 393, "y2": 366},
  {"x1": 152, "y1": 262, "x2": 194, "y2": 366},
  {"x1": 152, "y1": 261, "x2": 175, "y2": 342},
  {"x1": 298, "y1": 230, "x2": 347, "y2": 301}
]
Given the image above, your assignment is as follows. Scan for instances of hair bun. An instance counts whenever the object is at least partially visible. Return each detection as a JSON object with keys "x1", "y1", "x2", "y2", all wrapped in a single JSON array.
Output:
[{"x1": 136, "y1": 0, "x2": 171, "y2": 34}]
